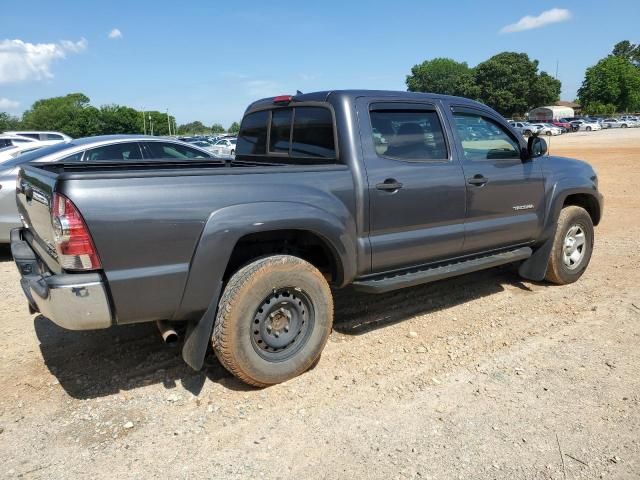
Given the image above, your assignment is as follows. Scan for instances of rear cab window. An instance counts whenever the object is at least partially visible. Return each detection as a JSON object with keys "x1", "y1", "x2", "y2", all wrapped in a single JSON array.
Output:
[
  {"x1": 237, "y1": 105, "x2": 337, "y2": 165},
  {"x1": 142, "y1": 142, "x2": 212, "y2": 159}
]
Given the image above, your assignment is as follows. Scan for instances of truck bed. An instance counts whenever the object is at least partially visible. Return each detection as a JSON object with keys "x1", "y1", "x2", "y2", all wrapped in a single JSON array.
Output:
[{"x1": 17, "y1": 160, "x2": 358, "y2": 325}]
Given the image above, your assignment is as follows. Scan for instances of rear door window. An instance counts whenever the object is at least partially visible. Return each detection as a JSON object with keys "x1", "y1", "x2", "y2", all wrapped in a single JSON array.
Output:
[
  {"x1": 369, "y1": 109, "x2": 448, "y2": 160},
  {"x1": 143, "y1": 141, "x2": 212, "y2": 159},
  {"x1": 84, "y1": 142, "x2": 143, "y2": 161},
  {"x1": 44, "y1": 133, "x2": 64, "y2": 141}
]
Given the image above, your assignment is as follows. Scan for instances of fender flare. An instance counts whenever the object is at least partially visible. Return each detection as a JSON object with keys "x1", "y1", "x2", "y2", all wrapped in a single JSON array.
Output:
[
  {"x1": 519, "y1": 184, "x2": 602, "y2": 281},
  {"x1": 180, "y1": 201, "x2": 357, "y2": 370}
]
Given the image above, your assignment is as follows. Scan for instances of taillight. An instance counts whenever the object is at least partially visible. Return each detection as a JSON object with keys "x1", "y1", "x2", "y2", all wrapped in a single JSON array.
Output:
[{"x1": 51, "y1": 193, "x2": 102, "y2": 271}]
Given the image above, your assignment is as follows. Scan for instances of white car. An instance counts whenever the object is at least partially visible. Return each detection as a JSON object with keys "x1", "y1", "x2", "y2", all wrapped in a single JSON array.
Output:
[
  {"x1": 0, "y1": 134, "x2": 40, "y2": 148},
  {"x1": 570, "y1": 120, "x2": 601, "y2": 132},
  {"x1": 211, "y1": 138, "x2": 237, "y2": 158},
  {"x1": 188, "y1": 140, "x2": 216, "y2": 152},
  {"x1": 602, "y1": 118, "x2": 634, "y2": 129},
  {"x1": 619, "y1": 115, "x2": 640, "y2": 126},
  {"x1": 509, "y1": 121, "x2": 541, "y2": 136},
  {"x1": 531, "y1": 123, "x2": 562, "y2": 136},
  {"x1": 0, "y1": 143, "x2": 45, "y2": 163},
  {"x1": 3, "y1": 130, "x2": 72, "y2": 143}
]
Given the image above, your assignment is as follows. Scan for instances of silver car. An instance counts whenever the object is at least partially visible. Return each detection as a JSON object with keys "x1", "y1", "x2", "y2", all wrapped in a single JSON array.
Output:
[{"x1": 0, "y1": 135, "x2": 214, "y2": 243}]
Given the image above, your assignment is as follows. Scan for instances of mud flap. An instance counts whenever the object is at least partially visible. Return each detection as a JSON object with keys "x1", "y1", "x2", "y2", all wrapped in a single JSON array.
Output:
[
  {"x1": 518, "y1": 234, "x2": 554, "y2": 282},
  {"x1": 181, "y1": 282, "x2": 223, "y2": 370}
]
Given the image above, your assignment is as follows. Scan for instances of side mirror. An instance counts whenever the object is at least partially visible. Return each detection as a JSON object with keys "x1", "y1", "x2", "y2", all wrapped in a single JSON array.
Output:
[{"x1": 527, "y1": 135, "x2": 547, "y2": 159}]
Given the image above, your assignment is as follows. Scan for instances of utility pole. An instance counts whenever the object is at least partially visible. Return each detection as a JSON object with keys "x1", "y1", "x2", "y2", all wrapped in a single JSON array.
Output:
[
  {"x1": 167, "y1": 109, "x2": 172, "y2": 136},
  {"x1": 149, "y1": 113, "x2": 153, "y2": 136},
  {"x1": 555, "y1": 59, "x2": 559, "y2": 79},
  {"x1": 142, "y1": 110, "x2": 147, "y2": 135}
]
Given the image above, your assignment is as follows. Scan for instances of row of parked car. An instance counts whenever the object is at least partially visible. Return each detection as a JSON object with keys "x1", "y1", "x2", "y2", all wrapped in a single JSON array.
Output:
[
  {"x1": 0, "y1": 131, "x2": 73, "y2": 162},
  {"x1": 509, "y1": 115, "x2": 640, "y2": 137},
  {"x1": 177, "y1": 134, "x2": 238, "y2": 158}
]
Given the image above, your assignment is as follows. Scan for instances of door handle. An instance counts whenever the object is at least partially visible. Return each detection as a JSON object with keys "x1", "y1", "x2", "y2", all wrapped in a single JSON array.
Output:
[
  {"x1": 376, "y1": 179, "x2": 403, "y2": 192},
  {"x1": 467, "y1": 174, "x2": 488, "y2": 186}
]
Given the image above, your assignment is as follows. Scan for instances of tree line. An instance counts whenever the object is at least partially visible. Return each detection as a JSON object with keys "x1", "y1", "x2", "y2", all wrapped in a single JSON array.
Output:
[
  {"x1": 406, "y1": 41, "x2": 640, "y2": 116},
  {"x1": 2, "y1": 41, "x2": 639, "y2": 137},
  {"x1": 0, "y1": 93, "x2": 240, "y2": 137}
]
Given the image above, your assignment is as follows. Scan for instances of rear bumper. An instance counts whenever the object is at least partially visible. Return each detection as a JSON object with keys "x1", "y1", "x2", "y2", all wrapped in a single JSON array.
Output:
[{"x1": 11, "y1": 228, "x2": 113, "y2": 330}]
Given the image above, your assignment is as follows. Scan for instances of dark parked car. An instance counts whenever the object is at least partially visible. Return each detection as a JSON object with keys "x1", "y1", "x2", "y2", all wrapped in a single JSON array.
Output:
[{"x1": 11, "y1": 90, "x2": 603, "y2": 386}]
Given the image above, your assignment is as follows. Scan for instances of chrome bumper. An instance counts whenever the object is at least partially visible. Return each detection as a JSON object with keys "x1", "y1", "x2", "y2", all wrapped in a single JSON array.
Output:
[{"x1": 11, "y1": 228, "x2": 113, "y2": 330}]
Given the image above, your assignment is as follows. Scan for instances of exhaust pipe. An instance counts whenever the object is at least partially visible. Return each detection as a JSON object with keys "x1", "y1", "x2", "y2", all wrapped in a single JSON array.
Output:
[{"x1": 156, "y1": 320, "x2": 178, "y2": 346}]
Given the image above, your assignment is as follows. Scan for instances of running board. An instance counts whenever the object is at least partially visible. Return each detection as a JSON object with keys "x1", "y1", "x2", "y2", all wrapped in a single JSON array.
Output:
[{"x1": 353, "y1": 247, "x2": 532, "y2": 294}]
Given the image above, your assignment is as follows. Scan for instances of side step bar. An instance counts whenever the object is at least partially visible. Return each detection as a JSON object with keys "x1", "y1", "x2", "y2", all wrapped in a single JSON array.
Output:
[{"x1": 353, "y1": 247, "x2": 532, "y2": 294}]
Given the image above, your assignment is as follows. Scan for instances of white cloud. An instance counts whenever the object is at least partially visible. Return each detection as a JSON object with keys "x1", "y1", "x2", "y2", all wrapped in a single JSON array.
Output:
[
  {"x1": 500, "y1": 8, "x2": 571, "y2": 33},
  {"x1": 0, "y1": 97, "x2": 20, "y2": 110},
  {"x1": 108, "y1": 28, "x2": 123, "y2": 40},
  {"x1": 0, "y1": 38, "x2": 87, "y2": 84}
]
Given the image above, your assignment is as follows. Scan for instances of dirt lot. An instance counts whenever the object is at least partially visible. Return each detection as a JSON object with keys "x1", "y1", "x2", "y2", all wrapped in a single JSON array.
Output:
[{"x1": 1, "y1": 128, "x2": 639, "y2": 479}]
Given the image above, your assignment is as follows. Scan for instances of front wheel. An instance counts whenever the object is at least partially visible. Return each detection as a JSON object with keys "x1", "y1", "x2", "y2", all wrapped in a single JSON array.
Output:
[
  {"x1": 622, "y1": 124, "x2": 628, "y2": 128},
  {"x1": 546, "y1": 131, "x2": 552, "y2": 136},
  {"x1": 586, "y1": 126, "x2": 592, "y2": 131},
  {"x1": 545, "y1": 206, "x2": 594, "y2": 285},
  {"x1": 212, "y1": 255, "x2": 333, "y2": 387}
]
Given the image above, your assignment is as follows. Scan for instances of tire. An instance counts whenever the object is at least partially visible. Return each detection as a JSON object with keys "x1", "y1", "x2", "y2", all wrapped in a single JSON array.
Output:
[
  {"x1": 545, "y1": 206, "x2": 594, "y2": 285},
  {"x1": 524, "y1": 130, "x2": 532, "y2": 136},
  {"x1": 622, "y1": 124, "x2": 628, "y2": 128},
  {"x1": 586, "y1": 126, "x2": 591, "y2": 131},
  {"x1": 212, "y1": 255, "x2": 333, "y2": 387},
  {"x1": 230, "y1": 149, "x2": 235, "y2": 156},
  {"x1": 546, "y1": 131, "x2": 552, "y2": 136}
]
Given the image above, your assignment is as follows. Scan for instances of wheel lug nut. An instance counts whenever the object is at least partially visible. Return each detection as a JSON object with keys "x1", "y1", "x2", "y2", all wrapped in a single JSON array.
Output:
[
  {"x1": 284, "y1": 326, "x2": 289, "y2": 333},
  {"x1": 274, "y1": 332, "x2": 280, "y2": 338}
]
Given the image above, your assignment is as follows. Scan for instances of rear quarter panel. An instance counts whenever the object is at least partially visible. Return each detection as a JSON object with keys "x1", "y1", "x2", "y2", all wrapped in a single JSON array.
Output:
[{"x1": 62, "y1": 167, "x2": 357, "y2": 324}]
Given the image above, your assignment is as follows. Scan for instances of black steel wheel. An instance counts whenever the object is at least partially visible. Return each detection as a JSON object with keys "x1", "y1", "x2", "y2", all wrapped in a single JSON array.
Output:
[
  {"x1": 250, "y1": 288, "x2": 314, "y2": 361},
  {"x1": 212, "y1": 255, "x2": 333, "y2": 387}
]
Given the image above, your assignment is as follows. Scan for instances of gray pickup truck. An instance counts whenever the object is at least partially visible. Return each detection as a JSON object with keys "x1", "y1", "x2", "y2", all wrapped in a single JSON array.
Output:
[{"x1": 11, "y1": 90, "x2": 603, "y2": 387}]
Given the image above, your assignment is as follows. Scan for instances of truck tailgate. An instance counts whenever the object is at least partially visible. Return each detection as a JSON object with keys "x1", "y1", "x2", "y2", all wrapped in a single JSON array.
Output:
[{"x1": 16, "y1": 165, "x2": 62, "y2": 273}]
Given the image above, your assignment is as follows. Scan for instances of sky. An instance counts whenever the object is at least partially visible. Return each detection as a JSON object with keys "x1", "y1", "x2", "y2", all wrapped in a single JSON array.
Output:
[{"x1": 1, "y1": 0, "x2": 639, "y2": 127}]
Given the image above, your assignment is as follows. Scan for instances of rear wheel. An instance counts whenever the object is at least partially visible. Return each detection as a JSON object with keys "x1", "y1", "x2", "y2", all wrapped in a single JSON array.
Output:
[
  {"x1": 545, "y1": 206, "x2": 594, "y2": 285},
  {"x1": 212, "y1": 255, "x2": 333, "y2": 387}
]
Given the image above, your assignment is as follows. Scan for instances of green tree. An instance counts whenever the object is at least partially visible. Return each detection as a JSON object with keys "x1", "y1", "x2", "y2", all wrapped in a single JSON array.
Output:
[
  {"x1": 228, "y1": 121, "x2": 240, "y2": 134},
  {"x1": 177, "y1": 121, "x2": 210, "y2": 135},
  {"x1": 612, "y1": 40, "x2": 640, "y2": 67},
  {"x1": 528, "y1": 71, "x2": 562, "y2": 109},
  {"x1": 100, "y1": 105, "x2": 142, "y2": 134},
  {"x1": 578, "y1": 55, "x2": 640, "y2": 112},
  {"x1": 211, "y1": 123, "x2": 225, "y2": 133},
  {"x1": 406, "y1": 58, "x2": 478, "y2": 98},
  {"x1": 474, "y1": 52, "x2": 561, "y2": 117},
  {"x1": 22, "y1": 93, "x2": 97, "y2": 137},
  {"x1": 145, "y1": 111, "x2": 176, "y2": 136},
  {"x1": 0, "y1": 112, "x2": 21, "y2": 131}
]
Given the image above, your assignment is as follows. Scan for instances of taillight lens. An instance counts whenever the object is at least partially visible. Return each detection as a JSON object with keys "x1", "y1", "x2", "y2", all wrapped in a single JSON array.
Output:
[{"x1": 51, "y1": 193, "x2": 102, "y2": 271}]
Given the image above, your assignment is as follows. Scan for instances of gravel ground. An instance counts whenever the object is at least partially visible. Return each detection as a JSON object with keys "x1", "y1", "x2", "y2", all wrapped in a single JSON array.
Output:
[{"x1": 0, "y1": 128, "x2": 639, "y2": 479}]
